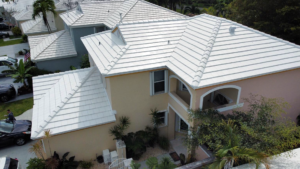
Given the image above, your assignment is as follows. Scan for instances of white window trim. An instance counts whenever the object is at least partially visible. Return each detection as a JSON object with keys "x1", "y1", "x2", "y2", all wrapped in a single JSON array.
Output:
[
  {"x1": 157, "y1": 110, "x2": 168, "y2": 128},
  {"x1": 150, "y1": 70, "x2": 168, "y2": 96},
  {"x1": 179, "y1": 81, "x2": 188, "y2": 91}
]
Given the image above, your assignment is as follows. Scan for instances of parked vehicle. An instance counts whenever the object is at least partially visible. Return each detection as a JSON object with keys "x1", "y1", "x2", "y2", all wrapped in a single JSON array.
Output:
[
  {"x1": 0, "y1": 57, "x2": 18, "y2": 75},
  {"x1": 0, "y1": 120, "x2": 31, "y2": 146},
  {"x1": 0, "y1": 24, "x2": 9, "y2": 30},
  {"x1": 0, "y1": 84, "x2": 16, "y2": 102},
  {"x1": 0, "y1": 157, "x2": 19, "y2": 169},
  {"x1": 0, "y1": 32, "x2": 9, "y2": 39}
]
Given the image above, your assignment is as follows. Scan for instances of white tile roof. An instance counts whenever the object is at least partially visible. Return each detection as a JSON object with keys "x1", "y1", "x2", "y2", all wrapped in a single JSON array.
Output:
[
  {"x1": 60, "y1": 0, "x2": 186, "y2": 28},
  {"x1": 60, "y1": 1, "x2": 123, "y2": 27},
  {"x1": 0, "y1": 0, "x2": 35, "y2": 13},
  {"x1": 21, "y1": 14, "x2": 57, "y2": 35},
  {"x1": 29, "y1": 30, "x2": 77, "y2": 61},
  {"x1": 104, "y1": 0, "x2": 187, "y2": 28},
  {"x1": 31, "y1": 67, "x2": 116, "y2": 139},
  {"x1": 13, "y1": 6, "x2": 33, "y2": 21},
  {"x1": 82, "y1": 14, "x2": 300, "y2": 89}
]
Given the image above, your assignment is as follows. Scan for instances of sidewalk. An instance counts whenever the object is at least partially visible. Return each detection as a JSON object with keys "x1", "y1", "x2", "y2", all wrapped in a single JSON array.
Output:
[{"x1": 15, "y1": 108, "x2": 32, "y2": 121}]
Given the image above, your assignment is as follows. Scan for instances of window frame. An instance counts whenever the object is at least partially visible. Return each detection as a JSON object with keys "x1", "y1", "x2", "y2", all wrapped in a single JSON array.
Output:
[
  {"x1": 150, "y1": 70, "x2": 168, "y2": 96},
  {"x1": 157, "y1": 110, "x2": 168, "y2": 127}
]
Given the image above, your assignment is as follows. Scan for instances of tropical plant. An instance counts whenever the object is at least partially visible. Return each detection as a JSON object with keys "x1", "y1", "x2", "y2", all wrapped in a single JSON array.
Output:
[
  {"x1": 130, "y1": 161, "x2": 141, "y2": 169},
  {"x1": 122, "y1": 132, "x2": 146, "y2": 160},
  {"x1": 32, "y1": 0, "x2": 57, "y2": 34},
  {"x1": 3, "y1": 59, "x2": 34, "y2": 88},
  {"x1": 150, "y1": 108, "x2": 164, "y2": 127},
  {"x1": 51, "y1": 151, "x2": 79, "y2": 169},
  {"x1": 297, "y1": 114, "x2": 300, "y2": 126},
  {"x1": 183, "y1": 0, "x2": 201, "y2": 14},
  {"x1": 70, "y1": 65, "x2": 77, "y2": 70},
  {"x1": 29, "y1": 140, "x2": 45, "y2": 160},
  {"x1": 11, "y1": 26, "x2": 21, "y2": 36},
  {"x1": 80, "y1": 54, "x2": 90, "y2": 68},
  {"x1": 203, "y1": 6, "x2": 218, "y2": 15},
  {"x1": 158, "y1": 136, "x2": 170, "y2": 151},
  {"x1": 209, "y1": 120, "x2": 269, "y2": 169},
  {"x1": 26, "y1": 158, "x2": 45, "y2": 169},
  {"x1": 79, "y1": 160, "x2": 94, "y2": 169},
  {"x1": 22, "y1": 34, "x2": 28, "y2": 42},
  {"x1": 45, "y1": 156, "x2": 59, "y2": 169},
  {"x1": 146, "y1": 157, "x2": 158, "y2": 169},
  {"x1": 18, "y1": 50, "x2": 24, "y2": 55},
  {"x1": 109, "y1": 116, "x2": 130, "y2": 140},
  {"x1": 43, "y1": 129, "x2": 53, "y2": 157},
  {"x1": 158, "y1": 157, "x2": 177, "y2": 169}
]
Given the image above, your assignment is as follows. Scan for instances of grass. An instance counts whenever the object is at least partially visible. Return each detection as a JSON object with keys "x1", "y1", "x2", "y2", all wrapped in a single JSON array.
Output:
[
  {"x1": 0, "y1": 38, "x2": 24, "y2": 47},
  {"x1": 9, "y1": 35, "x2": 21, "y2": 39},
  {"x1": 0, "y1": 98, "x2": 33, "y2": 119}
]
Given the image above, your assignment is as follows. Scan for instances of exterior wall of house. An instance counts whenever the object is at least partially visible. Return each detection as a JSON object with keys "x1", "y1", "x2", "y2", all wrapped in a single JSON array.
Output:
[
  {"x1": 71, "y1": 27, "x2": 96, "y2": 59},
  {"x1": 107, "y1": 70, "x2": 170, "y2": 136},
  {"x1": 35, "y1": 56, "x2": 79, "y2": 72},
  {"x1": 42, "y1": 122, "x2": 117, "y2": 160},
  {"x1": 55, "y1": 11, "x2": 66, "y2": 31},
  {"x1": 195, "y1": 68, "x2": 300, "y2": 122}
]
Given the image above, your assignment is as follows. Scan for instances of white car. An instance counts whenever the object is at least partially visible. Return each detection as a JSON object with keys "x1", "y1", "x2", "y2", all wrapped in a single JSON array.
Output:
[
  {"x1": 0, "y1": 57, "x2": 18, "y2": 75},
  {"x1": 0, "y1": 157, "x2": 19, "y2": 169}
]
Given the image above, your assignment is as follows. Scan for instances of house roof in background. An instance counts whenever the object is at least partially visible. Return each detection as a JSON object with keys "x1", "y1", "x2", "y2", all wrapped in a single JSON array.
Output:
[
  {"x1": 21, "y1": 14, "x2": 57, "y2": 35},
  {"x1": 28, "y1": 30, "x2": 77, "y2": 61},
  {"x1": 0, "y1": 0, "x2": 35, "y2": 13},
  {"x1": 82, "y1": 14, "x2": 300, "y2": 89},
  {"x1": 31, "y1": 67, "x2": 116, "y2": 139},
  {"x1": 60, "y1": 0, "x2": 186, "y2": 28},
  {"x1": 13, "y1": 6, "x2": 33, "y2": 21},
  {"x1": 60, "y1": 1, "x2": 123, "y2": 27},
  {"x1": 104, "y1": 0, "x2": 187, "y2": 28}
]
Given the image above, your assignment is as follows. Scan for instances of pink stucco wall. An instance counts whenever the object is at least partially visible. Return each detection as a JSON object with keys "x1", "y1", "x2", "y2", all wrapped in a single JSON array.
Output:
[{"x1": 195, "y1": 68, "x2": 300, "y2": 122}]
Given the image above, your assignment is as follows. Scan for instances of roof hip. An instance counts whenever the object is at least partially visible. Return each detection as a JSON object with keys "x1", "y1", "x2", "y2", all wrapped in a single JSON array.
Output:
[{"x1": 191, "y1": 18, "x2": 222, "y2": 87}]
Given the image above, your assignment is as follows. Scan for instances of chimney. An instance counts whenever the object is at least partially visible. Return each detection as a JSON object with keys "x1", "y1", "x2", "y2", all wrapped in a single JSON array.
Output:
[{"x1": 119, "y1": 13, "x2": 122, "y2": 23}]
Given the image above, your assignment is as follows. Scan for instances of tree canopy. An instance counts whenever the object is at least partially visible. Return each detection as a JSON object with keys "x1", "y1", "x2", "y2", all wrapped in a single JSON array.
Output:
[{"x1": 225, "y1": 0, "x2": 300, "y2": 45}]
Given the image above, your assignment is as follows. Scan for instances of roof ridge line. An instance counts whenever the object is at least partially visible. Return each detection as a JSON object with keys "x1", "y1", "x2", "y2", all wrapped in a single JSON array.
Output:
[
  {"x1": 34, "y1": 30, "x2": 65, "y2": 59},
  {"x1": 120, "y1": 17, "x2": 190, "y2": 26},
  {"x1": 34, "y1": 67, "x2": 96, "y2": 137},
  {"x1": 120, "y1": 0, "x2": 138, "y2": 23},
  {"x1": 70, "y1": 5, "x2": 85, "y2": 26},
  {"x1": 139, "y1": 0, "x2": 187, "y2": 18},
  {"x1": 104, "y1": 45, "x2": 131, "y2": 74},
  {"x1": 191, "y1": 18, "x2": 222, "y2": 87}
]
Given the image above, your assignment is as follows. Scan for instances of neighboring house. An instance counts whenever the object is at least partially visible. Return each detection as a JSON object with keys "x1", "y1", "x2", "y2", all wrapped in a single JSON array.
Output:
[
  {"x1": 27, "y1": 0, "x2": 186, "y2": 71},
  {"x1": 31, "y1": 14, "x2": 300, "y2": 160},
  {"x1": 12, "y1": 5, "x2": 33, "y2": 29},
  {"x1": 20, "y1": 0, "x2": 67, "y2": 36}
]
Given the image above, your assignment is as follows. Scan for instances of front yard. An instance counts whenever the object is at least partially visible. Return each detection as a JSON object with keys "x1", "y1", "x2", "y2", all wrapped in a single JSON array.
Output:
[
  {"x1": 0, "y1": 38, "x2": 24, "y2": 47},
  {"x1": 0, "y1": 98, "x2": 33, "y2": 118}
]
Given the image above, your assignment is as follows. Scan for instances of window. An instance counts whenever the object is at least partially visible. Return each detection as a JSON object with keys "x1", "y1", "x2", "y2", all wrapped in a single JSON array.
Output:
[
  {"x1": 150, "y1": 70, "x2": 168, "y2": 95},
  {"x1": 0, "y1": 121, "x2": 13, "y2": 133},
  {"x1": 179, "y1": 81, "x2": 188, "y2": 91},
  {"x1": 157, "y1": 111, "x2": 167, "y2": 126}
]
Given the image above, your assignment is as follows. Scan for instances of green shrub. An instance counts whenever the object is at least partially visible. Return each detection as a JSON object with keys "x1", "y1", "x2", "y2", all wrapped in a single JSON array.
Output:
[
  {"x1": 28, "y1": 67, "x2": 53, "y2": 77},
  {"x1": 158, "y1": 157, "x2": 177, "y2": 169},
  {"x1": 70, "y1": 65, "x2": 77, "y2": 70},
  {"x1": 179, "y1": 153, "x2": 185, "y2": 165},
  {"x1": 146, "y1": 157, "x2": 158, "y2": 169},
  {"x1": 130, "y1": 161, "x2": 141, "y2": 169},
  {"x1": 11, "y1": 26, "x2": 22, "y2": 36},
  {"x1": 158, "y1": 136, "x2": 170, "y2": 151},
  {"x1": 79, "y1": 160, "x2": 94, "y2": 169},
  {"x1": 18, "y1": 50, "x2": 24, "y2": 55},
  {"x1": 80, "y1": 54, "x2": 90, "y2": 68},
  {"x1": 22, "y1": 34, "x2": 28, "y2": 42},
  {"x1": 26, "y1": 158, "x2": 45, "y2": 169}
]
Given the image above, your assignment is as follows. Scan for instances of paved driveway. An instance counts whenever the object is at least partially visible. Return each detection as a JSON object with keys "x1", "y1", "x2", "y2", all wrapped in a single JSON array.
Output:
[
  {"x1": 0, "y1": 140, "x2": 37, "y2": 169},
  {"x1": 0, "y1": 43, "x2": 29, "y2": 58}
]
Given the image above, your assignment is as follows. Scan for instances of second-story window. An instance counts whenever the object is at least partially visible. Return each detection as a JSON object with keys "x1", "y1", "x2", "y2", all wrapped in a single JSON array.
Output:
[{"x1": 150, "y1": 70, "x2": 168, "y2": 95}]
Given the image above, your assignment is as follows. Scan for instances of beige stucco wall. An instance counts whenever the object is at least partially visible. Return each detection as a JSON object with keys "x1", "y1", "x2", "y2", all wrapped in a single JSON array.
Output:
[
  {"x1": 195, "y1": 68, "x2": 300, "y2": 122},
  {"x1": 55, "y1": 11, "x2": 65, "y2": 31},
  {"x1": 43, "y1": 122, "x2": 116, "y2": 160}
]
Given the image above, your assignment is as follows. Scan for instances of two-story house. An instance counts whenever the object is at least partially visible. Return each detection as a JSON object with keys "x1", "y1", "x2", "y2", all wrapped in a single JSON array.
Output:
[
  {"x1": 27, "y1": 0, "x2": 186, "y2": 71},
  {"x1": 30, "y1": 14, "x2": 300, "y2": 160}
]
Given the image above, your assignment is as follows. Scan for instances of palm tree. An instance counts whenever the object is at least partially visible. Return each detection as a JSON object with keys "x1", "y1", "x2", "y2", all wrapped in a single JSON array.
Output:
[
  {"x1": 209, "y1": 120, "x2": 269, "y2": 169},
  {"x1": 183, "y1": 0, "x2": 201, "y2": 15},
  {"x1": 3, "y1": 59, "x2": 34, "y2": 88},
  {"x1": 32, "y1": 0, "x2": 57, "y2": 34},
  {"x1": 29, "y1": 140, "x2": 45, "y2": 160}
]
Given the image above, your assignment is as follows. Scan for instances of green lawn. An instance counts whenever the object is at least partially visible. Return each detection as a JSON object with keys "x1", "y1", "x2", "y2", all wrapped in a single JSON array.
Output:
[
  {"x1": 0, "y1": 98, "x2": 33, "y2": 119},
  {"x1": 0, "y1": 39, "x2": 24, "y2": 47}
]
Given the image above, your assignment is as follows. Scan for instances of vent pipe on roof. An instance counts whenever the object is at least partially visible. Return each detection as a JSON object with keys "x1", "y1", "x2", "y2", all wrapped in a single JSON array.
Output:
[
  {"x1": 168, "y1": 40, "x2": 170, "y2": 44},
  {"x1": 108, "y1": 10, "x2": 110, "y2": 12},
  {"x1": 99, "y1": 42, "x2": 101, "y2": 45},
  {"x1": 119, "y1": 13, "x2": 122, "y2": 23},
  {"x1": 229, "y1": 26, "x2": 236, "y2": 35}
]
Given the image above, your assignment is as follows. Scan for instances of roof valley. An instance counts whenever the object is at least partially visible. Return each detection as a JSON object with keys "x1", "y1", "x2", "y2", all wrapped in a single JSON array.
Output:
[{"x1": 191, "y1": 18, "x2": 222, "y2": 87}]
